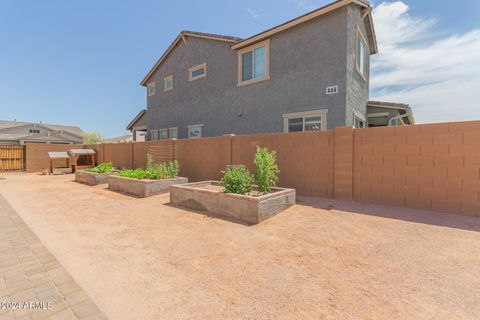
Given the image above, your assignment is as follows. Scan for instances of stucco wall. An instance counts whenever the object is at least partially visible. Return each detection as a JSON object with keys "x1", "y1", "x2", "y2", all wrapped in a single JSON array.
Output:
[{"x1": 141, "y1": 7, "x2": 355, "y2": 139}]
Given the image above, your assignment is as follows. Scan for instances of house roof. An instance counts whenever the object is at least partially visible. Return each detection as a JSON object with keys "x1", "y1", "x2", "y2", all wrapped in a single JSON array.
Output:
[
  {"x1": 126, "y1": 109, "x2": 147, "y2": 130},
  {"x1": 231, "y1": 0, "x2": 377, "y2": 52},
  {"x1": 368, "y1": 100, "x2": 415, "y2": 125},
  {"x1": 140, "y1": 31, "x2": 243, "y2": 86},
  {"x1": 0, "y1": 120, "x2": 83, "y2": 137}
]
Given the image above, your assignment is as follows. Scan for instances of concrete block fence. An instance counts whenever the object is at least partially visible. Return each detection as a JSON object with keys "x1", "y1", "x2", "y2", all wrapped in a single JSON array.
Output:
[{"x1": 25, "y1": 121, "x2": 480, "y2": 217}]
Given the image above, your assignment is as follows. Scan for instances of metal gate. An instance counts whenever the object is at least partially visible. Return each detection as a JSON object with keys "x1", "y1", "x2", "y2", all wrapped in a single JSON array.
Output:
[{"x1": 0, "y1": 145, "x2": 26, "y2": 172}]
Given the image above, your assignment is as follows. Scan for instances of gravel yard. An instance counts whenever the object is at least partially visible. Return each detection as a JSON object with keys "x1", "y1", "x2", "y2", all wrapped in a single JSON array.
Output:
[{"x1": 1, "y1": 173, "x2": 479, "y2": 320}]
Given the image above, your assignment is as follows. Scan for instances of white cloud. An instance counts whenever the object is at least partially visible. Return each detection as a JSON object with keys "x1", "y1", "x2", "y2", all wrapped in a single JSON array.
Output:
[
  {"x1": 371, "y1": 1, "x2": 480, "y2": 123},
  {"x1": 245, "y1": 7, "x2": 260, "y2": 19}
]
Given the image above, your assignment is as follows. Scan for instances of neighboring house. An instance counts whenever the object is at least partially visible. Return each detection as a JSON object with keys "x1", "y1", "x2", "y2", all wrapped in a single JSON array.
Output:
[
  {"x1": 0, "y1": 120, "x2": 83, "y2": 145},
  {"x1": 128, "y1": 0, "x2": 414, "y2": 141},
  {"x1": 105, "y1": 133, "x2": 145, "y2": 144}
]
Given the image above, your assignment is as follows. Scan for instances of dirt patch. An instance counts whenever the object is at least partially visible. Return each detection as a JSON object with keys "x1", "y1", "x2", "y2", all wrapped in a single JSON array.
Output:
[{"x1": 1, "y1": 173, "x2": 480, "y2": 320}]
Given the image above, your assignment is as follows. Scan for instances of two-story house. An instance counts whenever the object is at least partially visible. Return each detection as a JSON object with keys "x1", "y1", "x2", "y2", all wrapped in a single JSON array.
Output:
[{"x1": 127, "y1": 0, "x2": 414, "y2": 141}]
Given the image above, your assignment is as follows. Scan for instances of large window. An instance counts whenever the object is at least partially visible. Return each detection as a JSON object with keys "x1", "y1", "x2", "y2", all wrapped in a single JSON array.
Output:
[
  {"x1": 159, "y1": 129, "x2": 168, "y2": 140},
  {"x1": 147, "y1": 82, "x2": 156, "y2": 96},
  {"x1": 353, "y1": 111, "x2": 367, "y2": 128},
  {"x1": 238, "y1": 39, "x2": 270, "y2": 86},
  {"x1": 188, "y1": 124, "x2": 203, "y2": 139},
  {"x1": 189, "y1": 63, "x2": 207, "y2": 81},
  {"x1": 283, "y1": 110, "x2": 328, "y2": 132},
  {"x1": 356, "y1": 27, "x2": 368, "y2": 79},
  {"x1": 168, "y1": 127, "x2": 178, "y2": 139}
]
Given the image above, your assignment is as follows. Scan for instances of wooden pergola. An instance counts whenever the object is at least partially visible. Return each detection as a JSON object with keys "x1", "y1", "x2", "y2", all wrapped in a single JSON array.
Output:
[
  {"x1": 68, "y1": 149, "x2": 96, "y2": 172},
  {"x1": 47, "y1": 152, "x2": 71, "y2": 175}
]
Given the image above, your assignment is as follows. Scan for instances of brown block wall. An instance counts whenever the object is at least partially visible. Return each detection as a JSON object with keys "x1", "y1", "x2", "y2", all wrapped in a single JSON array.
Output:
[
  {"x1": 26, "y1": 143, "x2": 83, "y2": 173},
  {"x1": 232, "y1": 131, "x2": 335, "y2": 198},
  {"x1": 176, "y1": 136, "x2": 228, "y2": 182},
  {"x1": 334, "y1": 127, "x2": 354, "y2": 200},
  {"x1": 353, "y1": 121, "x2": 480, "y2": 216},
  {"x1": 103, "y1": 143, "x2": 133, "y2": 169}
]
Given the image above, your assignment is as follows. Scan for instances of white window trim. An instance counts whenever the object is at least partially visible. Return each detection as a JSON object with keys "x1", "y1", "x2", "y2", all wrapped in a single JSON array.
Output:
[
  {"x1": 187, "y1": 124, "x2": 203, "y2": 138},
  {"x1": 282, "y1": 109, "x2": 328, "y2": 132},
  {"x1": 147, "y1": 82, "x2": 156, "y2": 96},
  {"x1": 164, "y1": 75, "x2": 173, "y2": 91},
  {"x1": 237, "y1": 39, "x2": 270, "y2": 87},
  {"x1": 355, "y1": 26, "x2": 368, "y2": 81},
  {"x1": 367, "y1": 112, "x2": 390, "y2": 118},
  {"x1": 188, "y1": 63, "x2": 207, "y2": 81}
]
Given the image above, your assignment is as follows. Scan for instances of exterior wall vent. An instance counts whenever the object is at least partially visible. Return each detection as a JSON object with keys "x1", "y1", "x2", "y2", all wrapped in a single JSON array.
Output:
[{"x1": 326, "y1": 86, "x2": 338, "y2": 95}]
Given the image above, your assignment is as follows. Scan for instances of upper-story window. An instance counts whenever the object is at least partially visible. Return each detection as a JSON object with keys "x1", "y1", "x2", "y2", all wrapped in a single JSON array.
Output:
[
  {"x1": 356, "y1": 27, "x2": 368, "y2": 79},
  {"x1": 147, "y1": 82, "x2": 156, "y2": 96},
  {"x1": 29, "y1": 129, "x2": 40, "y2": 134},
  {"x1": 164, "y1": 75, "x2": 173, "y2": 91},
  {"x1": 189, "y1": 63, "x2": 207, "y2": 81},
  {"x1": 238, "y1": 39, "x2": 270, "y2": 87}
]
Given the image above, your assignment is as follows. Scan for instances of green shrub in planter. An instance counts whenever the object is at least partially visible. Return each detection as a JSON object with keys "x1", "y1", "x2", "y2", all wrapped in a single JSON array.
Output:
[
  {"x1": 254, "y1": 147, "x2": 280, "y2": 193},
  {"x1": 84, "y1": 162, "x2": 114, "y2": 174},
  {"x1": 221, "y1": 166, "x2": 254, "y2": 195}
]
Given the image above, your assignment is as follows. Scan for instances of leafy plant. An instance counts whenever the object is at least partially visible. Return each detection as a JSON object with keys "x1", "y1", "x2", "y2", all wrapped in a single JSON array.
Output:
[
  {"x1": 84, "y1": 162, "x2": 114, "y2": 173},
  {"x1": 254, "y1": 147, "x2": 280, "y2": 193},
  {"x1": 221, "y1": 166, "x2": 254, "y2": 195},
  {"x1": 118, "y1": 156, "x2": 179, "y2": 180}
]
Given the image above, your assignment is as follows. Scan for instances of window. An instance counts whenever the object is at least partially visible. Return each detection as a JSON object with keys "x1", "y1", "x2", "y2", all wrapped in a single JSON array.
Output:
[
  {"x1": 356, "y1": 27, "x2": 368, "y2": 79},
  {"x1": 164, "y1": 75, "x2": 173, "y2": 91},
  {"x1": 354, "y1": 111, "x2": 367, "y2": 128},
  {"x1": 147, "y1": 82, "x2": 156, "y2": 96},
  {"x1": 283, "y1": 110, "x2": 328, "y2": 132},
  {"x1": 189, "y1": 63, "x2": 207, "y2": 81},
  {"x1": 238, "y1": 39, "x2": 270, "y2": 86},
  {"x1": 188, "y1": 124, "x2": 203, "y2": 138},
  {"x1": 150, "y1": 129, "x2": 159, "y2": 140},
  {"x1": 159, "y1": 129, "x2": 168, "y2": 140},
  {"x1": 168, "y1": 127, "x2": 178, "y2": 139},
  {"x1": 29, "y1": 129, "x2": 40, "y2": 134}
]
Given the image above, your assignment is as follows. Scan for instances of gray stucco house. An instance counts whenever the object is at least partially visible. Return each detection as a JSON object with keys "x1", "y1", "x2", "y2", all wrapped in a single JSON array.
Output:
[
  {"x1": 128, "y1": 0, "x2": 414, "y2": 141},
  {"x1": 0, "y1": 120, "x2": 83, "y2": 145}
]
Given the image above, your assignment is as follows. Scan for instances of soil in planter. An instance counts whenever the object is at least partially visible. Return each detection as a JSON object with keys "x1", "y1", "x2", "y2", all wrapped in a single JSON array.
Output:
[{"x1": 194, "y1": 183, "x2": 279, "y2": 197}]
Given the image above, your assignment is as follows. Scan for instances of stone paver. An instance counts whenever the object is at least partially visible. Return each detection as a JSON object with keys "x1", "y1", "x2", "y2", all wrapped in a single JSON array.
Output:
[{"x1": 0, "y1": 194, "x2": 106, "y2": 320}]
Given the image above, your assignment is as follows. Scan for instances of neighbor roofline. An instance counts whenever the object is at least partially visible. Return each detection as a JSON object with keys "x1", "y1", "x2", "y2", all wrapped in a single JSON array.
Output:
[
  {"x1": 140, "y1": 31, "x2": 242, "y2": 86},
  {"x1": 231, "y1": 0, "x2": 372, "y2": 50},
  {"x1": 127, "y1": 109, "x2": 146, "y2": 130},
  {"x1": 0, "y1": 123, "x2": 83, "y2": 139}
]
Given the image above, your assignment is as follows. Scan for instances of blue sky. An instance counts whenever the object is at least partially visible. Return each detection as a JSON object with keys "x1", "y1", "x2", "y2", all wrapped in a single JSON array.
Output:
[{"x1": 0, "y1": 0, "x2": 479, "y2": 137}]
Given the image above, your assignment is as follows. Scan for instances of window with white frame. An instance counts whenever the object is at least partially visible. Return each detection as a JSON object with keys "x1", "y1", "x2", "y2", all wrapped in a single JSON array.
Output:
[
  {"x1": 188, "y1": 124, "x2": 203, "y2": 138},
  {"x1": 29, "y1": 129, "x2": 40, "y2": 134},
  {"x1": 282, "y1": 110, "x2": 328, "y2": 133},
  {"x1": 168, "y1": 127, "x2": 178, "y2": 139},
  {"x1": 159, "y1": 128, "x2": 168, "y2": 140},
  {"x1": 356, "y1": 28, "x2": 368, "y2": 79},
  {"x1": 164, "y1": 75, "x2": 173, "y2": 91},
  {"x1": 147, "y1": 82, "x2": 156, "y2": 96},
  {"x1": 189, "y1": 63, "x2": 207, "y2": 81},
  {"x1": 238, "y1": 39, "x2": 270, "y2": 86}
]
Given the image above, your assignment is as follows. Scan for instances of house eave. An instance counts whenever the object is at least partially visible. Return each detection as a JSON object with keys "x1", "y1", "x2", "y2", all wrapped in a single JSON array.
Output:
[
  {"x1": 127, "y1": 109, "x2": 147, "y2": 131},
  {"x1": 231, "y1": 0, "x2": 374, "y2": 51}
]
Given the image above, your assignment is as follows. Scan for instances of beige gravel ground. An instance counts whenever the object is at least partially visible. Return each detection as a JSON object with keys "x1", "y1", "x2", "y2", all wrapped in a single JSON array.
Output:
[{"x1": 0, "y1": 173, "x2": 479, "y2": 320}]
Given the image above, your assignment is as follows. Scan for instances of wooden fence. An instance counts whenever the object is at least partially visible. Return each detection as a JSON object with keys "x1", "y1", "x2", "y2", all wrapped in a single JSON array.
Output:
[{"x1": 0, "y1": 145, "x2": 25, "y2": 172}]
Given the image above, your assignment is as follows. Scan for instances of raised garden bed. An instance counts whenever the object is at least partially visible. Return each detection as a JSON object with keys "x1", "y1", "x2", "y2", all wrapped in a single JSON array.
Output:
[
  {"x1": 75, "y1": 171, "x2": 117, "y2": 186},
  {"x1": 108, "y1": 175, "x2": 188, "y2": 198},
  {"x1": 170, "y1": 181, "x2": 295, "y2": 224}
]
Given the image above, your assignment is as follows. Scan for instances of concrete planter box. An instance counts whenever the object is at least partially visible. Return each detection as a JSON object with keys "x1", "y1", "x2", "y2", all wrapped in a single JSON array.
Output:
[
  {"x1": 170, "y1": 181, "x2": 295, "y2": 224},
  {"x1": 108, "y1": 175, "x2": 188, "y2": 198},
  {"x1": 75, "y1": 171, "x2": 117, "y2": 186}
]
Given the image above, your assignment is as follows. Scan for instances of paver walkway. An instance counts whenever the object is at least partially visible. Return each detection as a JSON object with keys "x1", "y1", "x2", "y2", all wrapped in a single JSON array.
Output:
[{"x1": 0, "y1": 194, "x2": 106, "y2": 320}]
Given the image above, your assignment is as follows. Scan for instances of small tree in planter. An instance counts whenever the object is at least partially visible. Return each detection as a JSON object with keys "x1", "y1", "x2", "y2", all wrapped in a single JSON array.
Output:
[{"x1": 254, "y1": 147, "x2": 280, "y2": 193}]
